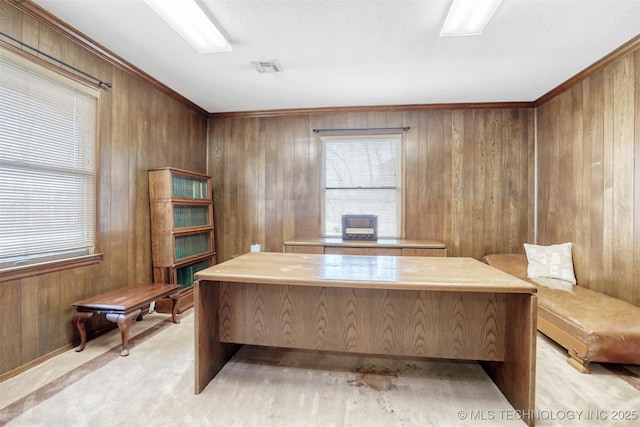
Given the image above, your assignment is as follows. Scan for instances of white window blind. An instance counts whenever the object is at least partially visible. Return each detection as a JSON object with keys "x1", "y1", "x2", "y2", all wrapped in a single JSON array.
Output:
[
  {"x1": 0, "y1": 47, "x2": 98, "y2": 269},
  {"x1": 323, "y1": 136, "x2": 402, "y2": 237}
]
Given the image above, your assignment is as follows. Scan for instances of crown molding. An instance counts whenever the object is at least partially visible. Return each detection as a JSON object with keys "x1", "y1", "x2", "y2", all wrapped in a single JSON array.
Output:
[
  {"x1": 7, "y1": 0, "x2": 208, "y2": 116},
  {"x1": 9, "y1": 1, "x2": 639, "y2": 118},
  {"x1": 534, "y1": 33, "x2": 640, "y2": 107},
  {"x1": 208, "y1": 101, "x2": 535, "y2": 119}
]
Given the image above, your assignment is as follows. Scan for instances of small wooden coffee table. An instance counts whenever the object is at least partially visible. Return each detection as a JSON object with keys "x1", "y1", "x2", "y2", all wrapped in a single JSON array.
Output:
[{"x1": 71, "y1": 283, "x2": 181, "y2": 356}]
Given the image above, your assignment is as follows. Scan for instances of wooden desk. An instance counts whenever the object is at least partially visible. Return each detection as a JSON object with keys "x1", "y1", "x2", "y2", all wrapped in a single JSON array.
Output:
[
  {"x1": 194, "y1": 253, "x2": 537, "y2": 426},
  {"x1": 71, "y1": 283, "x2": 180, "y2": 356},
  {"x1": 283, "y1": 237, "x2": 447, "y2": 256}
]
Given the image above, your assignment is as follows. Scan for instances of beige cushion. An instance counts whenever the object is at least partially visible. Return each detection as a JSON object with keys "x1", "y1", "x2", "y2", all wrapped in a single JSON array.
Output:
[{"x1": 523, "y1": 242, "x2": 576, "y2": 285}]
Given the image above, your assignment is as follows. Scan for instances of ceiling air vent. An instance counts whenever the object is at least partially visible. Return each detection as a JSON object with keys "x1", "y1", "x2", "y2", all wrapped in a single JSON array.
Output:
[{"x1": 252, "y1": 60, "x2": 283, "y2": 73}]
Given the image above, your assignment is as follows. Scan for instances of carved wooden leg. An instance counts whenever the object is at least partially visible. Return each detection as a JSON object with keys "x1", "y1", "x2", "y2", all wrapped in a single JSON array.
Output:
[
  {"x1": 169, "y1": 292, "x2": 180, "y2": 324},
  {"x1": 567, "y1": 351, "x2": 591, "y2": 373},
  {"x1": 72, "y1": 311, "x2": 94, "y2": 352},
  {"x1": 106, "y1": 309, "x2": 141, "y2": 356}
]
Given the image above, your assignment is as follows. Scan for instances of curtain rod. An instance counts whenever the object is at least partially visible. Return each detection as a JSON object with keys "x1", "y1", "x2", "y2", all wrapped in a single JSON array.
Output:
[
  {"x1": 312, "y1": 126, "x2": 410, "y2": 134},
  {"x1": 0, "y1": 31, "x2": 112, "y2": 89}
]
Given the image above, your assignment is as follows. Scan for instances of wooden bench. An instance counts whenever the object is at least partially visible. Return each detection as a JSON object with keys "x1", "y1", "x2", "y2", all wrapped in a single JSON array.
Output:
[{"x1": 71, "y1": 283, "x2": 181, "y2": 356}]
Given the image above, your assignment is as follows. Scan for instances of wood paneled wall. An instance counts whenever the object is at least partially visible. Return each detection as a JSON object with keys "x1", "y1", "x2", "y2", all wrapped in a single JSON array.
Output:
[
  {"x1": 208, "y1": 109, "x2": 535, "y2": 262},
  {"x1": 536, "y1": 48, "x2": 640, "y2": 305},
  {"x1": 0, "y1": 1, "x2": 208, "y2": 378}
]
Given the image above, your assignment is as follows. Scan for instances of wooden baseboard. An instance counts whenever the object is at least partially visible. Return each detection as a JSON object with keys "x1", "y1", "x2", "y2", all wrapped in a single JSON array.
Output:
[
  {"x1": 0, "y1": 344, "x2": 73, "y2": 382},
  {"x1": 1, "y1": 306, "x2": 153, "y2": 382}
]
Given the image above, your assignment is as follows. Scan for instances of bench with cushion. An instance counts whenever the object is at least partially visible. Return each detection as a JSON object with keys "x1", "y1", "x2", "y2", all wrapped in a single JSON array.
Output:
[
  {"x1": 71, "y1": 283, "x2": 181, "y2": 356},
  {"x1": 482, "y1": 253, "x2": 640, "y2": 373}
]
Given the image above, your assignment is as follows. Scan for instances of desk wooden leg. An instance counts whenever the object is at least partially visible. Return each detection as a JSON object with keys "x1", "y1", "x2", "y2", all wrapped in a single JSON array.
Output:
[
  {"x1": 481, "y1": 294, "x2": 537, "y2": 426},
  {"x1": 194, "y1": 280, "x2": 240, "y2": 394},
  {"x1": 106, "y1": 309, "x2": 141, "y2": 357},
  {"x1": 72, "y1": 311, "x2": 94, "y2": 352}
]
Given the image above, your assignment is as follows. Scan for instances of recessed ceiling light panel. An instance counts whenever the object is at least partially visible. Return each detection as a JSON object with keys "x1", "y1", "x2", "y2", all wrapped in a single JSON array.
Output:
[
  {"x1": 440, "y1": 0, "x2": 503, "y2": 37},
  {"x1": 145, "y1": 0, "x2": 231, "y2": 53}
]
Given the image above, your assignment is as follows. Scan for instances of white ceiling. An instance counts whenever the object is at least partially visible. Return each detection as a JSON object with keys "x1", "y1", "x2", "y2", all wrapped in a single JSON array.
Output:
[{"x1": 31, "y1": 0, "x2": 640, "y2": 113}]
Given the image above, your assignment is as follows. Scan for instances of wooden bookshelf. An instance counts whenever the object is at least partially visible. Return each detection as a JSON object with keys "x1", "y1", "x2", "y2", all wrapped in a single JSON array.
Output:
[{"x1": 149, "y1": 168, "x2": 216, "y2": 313}]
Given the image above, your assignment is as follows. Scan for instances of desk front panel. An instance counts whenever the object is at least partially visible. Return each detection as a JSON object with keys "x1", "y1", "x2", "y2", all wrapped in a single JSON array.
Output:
[{"x1": 218, "y1": 281, "x2": 506, "y2": 361}]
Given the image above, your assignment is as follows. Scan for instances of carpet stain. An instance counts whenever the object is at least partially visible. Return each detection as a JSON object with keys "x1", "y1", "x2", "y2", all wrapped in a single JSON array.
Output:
[{"x1": 348, "y1": 365, "x2": 400, "y2": 391}]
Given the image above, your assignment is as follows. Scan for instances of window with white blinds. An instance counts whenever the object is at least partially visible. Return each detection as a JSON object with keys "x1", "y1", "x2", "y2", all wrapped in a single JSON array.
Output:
[
  {"x1": 323, "y1": 135, "x2": 402, "y2": 238},
  {"x1": 0, "y1": 47, "x2": 99, "y2": 269}
]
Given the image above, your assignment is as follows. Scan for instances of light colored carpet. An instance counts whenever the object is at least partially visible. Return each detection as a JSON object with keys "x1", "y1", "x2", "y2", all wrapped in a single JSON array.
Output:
[{"x1": 1, "y1": 310, "x2": 639, "y2": 426}]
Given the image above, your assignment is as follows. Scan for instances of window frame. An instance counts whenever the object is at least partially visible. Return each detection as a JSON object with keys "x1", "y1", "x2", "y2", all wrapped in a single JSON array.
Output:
[
  {"x1": 0, "y1": 45, "x2": 103, "y2": 282},
  {"x1": 320, "y1": 132, "x2": 405, "y2": 239}
]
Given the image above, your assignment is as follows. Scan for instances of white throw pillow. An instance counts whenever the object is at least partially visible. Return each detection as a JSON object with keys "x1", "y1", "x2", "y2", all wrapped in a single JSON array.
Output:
[{"x1": 523, "y1": 242, "x2": 577, "y2": 285}]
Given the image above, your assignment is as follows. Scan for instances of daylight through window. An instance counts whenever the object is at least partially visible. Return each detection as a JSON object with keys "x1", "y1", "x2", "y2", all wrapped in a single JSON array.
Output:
[
  {"x1": 323, "y1": 135, "x2": 402, "y2": 238},
  {"x1": 0, "y1": 47, "x2": 98, "y2": 269}
]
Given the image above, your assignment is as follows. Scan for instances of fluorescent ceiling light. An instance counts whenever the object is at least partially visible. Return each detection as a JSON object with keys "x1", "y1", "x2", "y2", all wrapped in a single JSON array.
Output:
[
  {"x1": 440, "y1": 0, "x2": 503, "y2": 37},
  {"x1": 145, "y1": 0, "x2": 231, "y2": 53}
]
